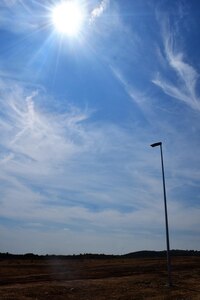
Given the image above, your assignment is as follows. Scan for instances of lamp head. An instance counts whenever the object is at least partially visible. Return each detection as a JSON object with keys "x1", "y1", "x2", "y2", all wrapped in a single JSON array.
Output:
[{"x1": 150, "y1": 142, "x2": 162, "y2": 147}]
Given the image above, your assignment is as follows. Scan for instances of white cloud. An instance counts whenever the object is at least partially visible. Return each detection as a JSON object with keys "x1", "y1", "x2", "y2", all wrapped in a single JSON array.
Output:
[
  {"x1": 0, "y1": 78, "x2": 200, "y2": 253},
  {"x1": 0, "y1": 82, "x2": 91, "y2": 166},
  {"x1": 0, "y1": 80, "x2": 159, "y2": 215},
  {"x1": 111, "y1": 66, "x2": 149, "y2": 106},
  {"x1": 153, "y1": 23, "x2": 200, "y2": 111},
  {"x1": 0, "y1": 1, "x2": 199, "y2": 255},
  {"x1": 90, "y1": 0, "x2": 109, "y2": 23}
]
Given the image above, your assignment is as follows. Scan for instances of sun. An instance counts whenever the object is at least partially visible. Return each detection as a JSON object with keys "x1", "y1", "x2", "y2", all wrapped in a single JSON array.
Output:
[{"x1": 51, "y1": 0, "x2": 85, "y2": 37}]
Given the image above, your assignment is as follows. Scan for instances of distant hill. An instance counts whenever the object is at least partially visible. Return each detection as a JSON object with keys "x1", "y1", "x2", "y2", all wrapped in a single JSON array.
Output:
[
  {"x1": 0, "y1": 250, "x2": 199, "y2": 260},
  {"x1": 123, "y1": 250, "x2": 200, "y2": 258}
]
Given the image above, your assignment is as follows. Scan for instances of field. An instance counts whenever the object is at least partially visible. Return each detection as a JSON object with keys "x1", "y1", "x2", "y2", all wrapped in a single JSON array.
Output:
[{"x1": 0, "y1": 255, "x2": 199, "y2": 299}]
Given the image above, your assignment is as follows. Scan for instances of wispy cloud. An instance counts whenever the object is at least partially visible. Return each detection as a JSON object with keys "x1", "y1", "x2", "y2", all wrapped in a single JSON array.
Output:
[
  {"x1": 0, "y1": 78, "x2": 176, "y2": 251},
  {"x1": 153, "y1": 22, "x2": 200, "y2": 111},
  {"x1": 90, "y1": 0, "x2": 109, "y2": 24},
  {"x1": 0, "y1": 0, "x2": 200, "y2": 255},
  {"x1": 0, "y1": 73, "x2": 200, "y2": 253},
  {"x1": 111, "y1": 66, "x2": 149, "y2": 106},
  {"x1": 0, "y1": 81, "x2": 92, "y2": 169}
]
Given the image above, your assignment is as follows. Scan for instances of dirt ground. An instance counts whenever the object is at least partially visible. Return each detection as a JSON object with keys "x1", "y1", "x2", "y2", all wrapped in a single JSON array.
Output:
[{"x1": 0, "y1": 256, "x2": 199, "y2": 299}]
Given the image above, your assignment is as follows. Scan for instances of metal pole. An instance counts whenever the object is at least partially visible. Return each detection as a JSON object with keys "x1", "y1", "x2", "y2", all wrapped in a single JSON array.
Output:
[
  {"x1": 151, "y1": 142, "x2": 172, "y2": 287},
  {"x1": 159, "y1": 143, "x2": 172, "y2": 287}
]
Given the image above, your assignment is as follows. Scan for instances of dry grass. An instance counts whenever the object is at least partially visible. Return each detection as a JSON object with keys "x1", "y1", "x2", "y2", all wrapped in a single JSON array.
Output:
[{"x1": 0, "y1": 256, "x2": 199, "y2": 299}]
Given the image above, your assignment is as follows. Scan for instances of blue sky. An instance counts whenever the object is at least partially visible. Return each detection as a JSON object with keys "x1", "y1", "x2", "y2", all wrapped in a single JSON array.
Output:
[{"x1": 0, "y1": 0, "x2": 199, "y2": 254}]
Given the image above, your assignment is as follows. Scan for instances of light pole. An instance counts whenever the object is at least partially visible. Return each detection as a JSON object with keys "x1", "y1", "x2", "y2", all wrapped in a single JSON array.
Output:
[{"x1": 150, "y1": 142, "x2": 172, "y2": 287}]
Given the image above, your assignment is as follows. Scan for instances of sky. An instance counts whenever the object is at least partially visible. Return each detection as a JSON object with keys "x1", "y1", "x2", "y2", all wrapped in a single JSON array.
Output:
[{"x1": 0, "y1": 0, "x2": 200, "y2": 255}]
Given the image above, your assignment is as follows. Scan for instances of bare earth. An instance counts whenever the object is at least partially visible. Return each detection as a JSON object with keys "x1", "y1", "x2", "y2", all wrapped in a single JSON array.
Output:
[{"x1": 0, "y1": 256, "x2": 199, "y2": 299}]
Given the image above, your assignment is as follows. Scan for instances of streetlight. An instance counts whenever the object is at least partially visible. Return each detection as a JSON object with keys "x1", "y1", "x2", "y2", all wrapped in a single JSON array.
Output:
[{"x1": 150, "y1": 142, "x2": 172, "y2": 287}]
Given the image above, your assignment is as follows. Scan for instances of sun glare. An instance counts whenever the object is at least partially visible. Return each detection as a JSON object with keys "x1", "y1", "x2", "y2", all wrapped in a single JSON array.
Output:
[{"x1": 52, "y1": 1, "x2": 85, "y2": 37}]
